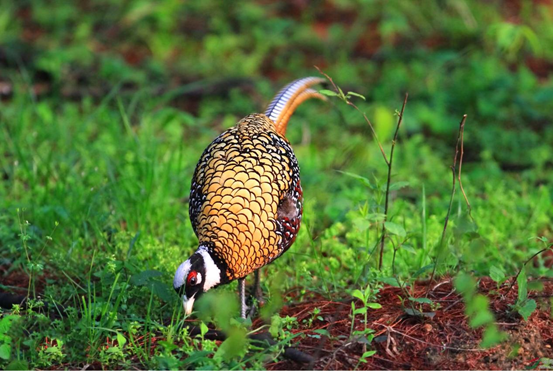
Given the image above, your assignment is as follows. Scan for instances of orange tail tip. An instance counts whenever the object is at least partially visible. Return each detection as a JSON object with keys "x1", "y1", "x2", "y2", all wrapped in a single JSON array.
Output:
[{"x1": 265, "y1": 77, "x2": 327, "y2": 136}]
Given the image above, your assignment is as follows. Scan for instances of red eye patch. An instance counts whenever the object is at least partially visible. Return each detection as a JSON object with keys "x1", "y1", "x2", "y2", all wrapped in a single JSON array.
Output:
[{"x1": 187, "y1": 271, "x2": 197, "y2": 285}]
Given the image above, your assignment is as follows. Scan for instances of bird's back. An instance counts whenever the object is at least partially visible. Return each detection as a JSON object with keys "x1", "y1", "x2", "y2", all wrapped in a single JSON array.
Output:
[{"x1": 189, "y1": 114, "x2": 302, "y2": 281}]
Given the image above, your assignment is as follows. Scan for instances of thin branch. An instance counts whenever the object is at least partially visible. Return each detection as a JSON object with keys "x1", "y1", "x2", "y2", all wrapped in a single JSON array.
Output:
[
  {"x1": 375, "y1": 323, "x2": 485, "y2": 352},
  {"x1": 429, "y1": 114, "x2": 467, "y2": 289},
  {"x1": 507, "y1": 247, "x2": 551, "y2": 292},
  {"x1": 314, "y1": 67, "x2": 412, "y2": 273},
  {"x1": 378, "y1": 93, "x2": 408, "y2": 271},
  {"x1": 457, "y1": 117, "x2": 472, "y2": 216},
  {"x1": 315, "y1": 66, "x2": 389, "y2": 164}
]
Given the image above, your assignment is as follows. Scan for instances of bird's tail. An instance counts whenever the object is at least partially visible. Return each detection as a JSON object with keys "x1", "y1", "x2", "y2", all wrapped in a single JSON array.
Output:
[{"x1": 265, "y1": 77, "x2": 326, "y2": 136}]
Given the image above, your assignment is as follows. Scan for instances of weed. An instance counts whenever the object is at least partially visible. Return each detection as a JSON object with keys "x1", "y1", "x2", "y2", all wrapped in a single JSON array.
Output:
[
  {"x1": 37, "y1": 338, "x2": 65, "y2": 368},
  {"x1": 302, "y1": 307, "x2": 323, "y2": 329},
  {"x1": 350, "y1": 284, "x2": 380, "y2": 364},
  {"x1": 510, "y1": 266, "x2": 537, "y2": 321}
]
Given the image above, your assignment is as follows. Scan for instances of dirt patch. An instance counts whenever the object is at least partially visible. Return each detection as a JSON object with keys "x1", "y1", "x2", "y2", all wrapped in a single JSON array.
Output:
[
  {"x1": 261, "y1": 277, "x2": 553, "y2": 370},
  {"x1": 0, "y1": 265, "x2": 51, "y2": 295},
  {"x1": 1, "y1": 265, "x2": 552, "y2": 370}
]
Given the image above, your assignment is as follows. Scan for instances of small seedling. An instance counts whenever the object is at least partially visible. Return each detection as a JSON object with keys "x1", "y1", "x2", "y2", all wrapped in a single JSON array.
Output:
[
  {"x1": 302, "y1": 307, "x2": 323, "y2": 328},
  {"x1": 509, "y1": 266, "x2": 536, "y2": 321},
  {"x1": 349, "y1": 284, "x2": 380, "y2": 363}
]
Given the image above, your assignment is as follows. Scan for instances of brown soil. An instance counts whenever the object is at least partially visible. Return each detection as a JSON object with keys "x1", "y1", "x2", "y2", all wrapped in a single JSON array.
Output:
[
  {"x1": 0, "y1": 264, "x2": 50, "y2": 295},
  {"x1": 1, "y1": 266, "x2": 552, "y2": 370},
  {"x1": 260, "y1": 277, "x2": 553, "y2": 370}
]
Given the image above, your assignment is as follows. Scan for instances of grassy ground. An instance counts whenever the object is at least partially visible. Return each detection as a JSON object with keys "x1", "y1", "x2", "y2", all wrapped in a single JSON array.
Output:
[{"x1": 0, "y1": 0, "x2": 552, "y2": 370}]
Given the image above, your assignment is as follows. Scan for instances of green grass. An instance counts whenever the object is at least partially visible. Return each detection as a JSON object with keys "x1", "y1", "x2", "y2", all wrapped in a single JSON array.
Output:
[{"x1": 0, "y1": 0, "x2": 552, "y2": 369}]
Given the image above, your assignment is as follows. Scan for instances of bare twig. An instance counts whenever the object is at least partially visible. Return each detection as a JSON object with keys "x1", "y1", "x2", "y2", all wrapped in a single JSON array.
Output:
[
  {"x1": 429, "y1": 114, "x2": 467, "y2": 289},
  {"x1": 457, "y1": 120, "x2": 472, "y2": 215},
  {"x1": 375, "y1": 322, "x2": 485, "y2": 352},
  {"x1": 315, "y1": 67, "x2": 412, "y2": 273},
  {"x1": 378, "y1": 94, "x2": 408, "y2": 270},
  {"x1": 506, "y1": 247, "x2": 551, "y2": 293}
]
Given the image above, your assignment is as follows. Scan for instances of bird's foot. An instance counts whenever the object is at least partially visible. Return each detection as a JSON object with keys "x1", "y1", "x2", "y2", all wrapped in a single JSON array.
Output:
[
  {"x1": 246, "y1": 293, "x2": 265, "y2": 319},
  {"x1": 246, "y1": 299, "x2": 258, "y2": 319}
]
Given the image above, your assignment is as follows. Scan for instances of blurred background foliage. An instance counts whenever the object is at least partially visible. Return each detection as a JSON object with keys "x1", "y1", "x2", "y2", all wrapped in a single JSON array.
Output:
[
  {"x1": 0, "y1": 0, "x2": 552, "y2": 292},
  {"x1": 1, "y1": 0, "x2": 552, "y2": 168}
]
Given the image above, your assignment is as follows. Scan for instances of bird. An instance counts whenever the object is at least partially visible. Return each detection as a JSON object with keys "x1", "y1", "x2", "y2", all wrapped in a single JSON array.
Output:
[{"x1": 173, "y1": 77, "x2": 326, "y2": 318}]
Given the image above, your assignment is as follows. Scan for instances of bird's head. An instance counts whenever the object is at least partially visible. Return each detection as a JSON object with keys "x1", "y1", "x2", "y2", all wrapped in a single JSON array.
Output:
[{"x1": 173, "y1": 247, "x2": 222, "y2": 315}]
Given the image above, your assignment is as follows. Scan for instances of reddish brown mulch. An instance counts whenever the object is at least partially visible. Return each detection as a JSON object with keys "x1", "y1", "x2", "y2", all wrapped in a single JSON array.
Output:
[
  {"x1": 1, "y1": 265, "x2": 552, "y2": 370},
  {"x1": 0, "y1": 264, "x2": 50, "y2": 295},
  {"x1": 259, "y1": 277, "x2": 553, "y2": 370}
]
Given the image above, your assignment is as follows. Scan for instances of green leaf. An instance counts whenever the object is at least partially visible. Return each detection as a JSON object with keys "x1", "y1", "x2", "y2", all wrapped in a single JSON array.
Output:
[
  {"x1": 353, "y1": 308, "x2": 366, "y2": 315},
  {"x1": 158, "y1": 340, "x2": 179, "y2": 352},
  {"x1": 489, "y1": 265, "x2": 506, "y2": 284},
  {"x1": 183, "y1": 350, "x2": 211, "y2": 365},
  {"x1": 313, "y1": 329, "x2": 330, "y2": 337},
  {"x1": 517, "y1": 266, "x2": 528, "y2": 303},
  {"x1": 0, "y1": 344, "x2": 11, "y2": 360},
  {"x1": 213, "y1": 328, "x2": 247, "y2": 362},
  {"x1": 367, "y1": 303, "x2": 382, "y2": 309},
  {"x1": 480, "y1": 325, "x2": 506, "y2": 348},
  {"x1": 351, "y1": 289, "x2": 365, "y2": 302},
  {"x1": 384, "y1": 222, "x2": 406, "y2": 237},
  {"x1": 352, "y1": 331, "x2": 373, "y2": 343},
  {"x1": 361, "y1": 350, "x2": 376, "y2": 359},
  {"x1": 518, "y1": 299, "x2": 536, "y2": 321},
  {"x1": 454, "y1": 273, "x2": 476, "y2": 296},
  {"x1": 126, "y1": 231, "x2": 140, "y2": 259},
  {"x1": 337, "y1": 171, "x2": 372, "y2": 189},
  {"x1": 469, "y1": 310, "x2": 494, "y2": 328},
  {"x1": 337, "y1": 86, "x2": 345, "y2": 98},
  {"x1": 4, "y1": 360, "x2": 29, "y2": 370},
  {"x1": 199, "y1": 322, "x2": 209, "y2": 338},
  {"x1": 0, "y1": 315, "x2": 17, "y2": 335},
  {"x1": 346, "y1": 91, "x2": 366, "y2": 100},
  {"x1": 409, "y1": 297, "x2": 433, "y2": 304},
  {"x1": 412, "y1": 264, "x2": 434, "y2": 278},
  {"x1": 538, "y1": 236, "x2": 549, "y2": 243},
  {"x1": 352, "y1": 216, "x2": 369, "y2": 232},
  {"x1": 269, "y1": 315, "x2": 282, "y2": 338},
  {"x1": 379, "y1": 277, "x2": 401, "y2": 287},
  {"x1": 116, "y1": 332, "x2": 127, "y2": 347},
  {"x1": 318, "y1": 89, "x2": 338, "y2": 97},
  {"x1": 150, "y1": 280, "x2": 175, "y2": 303},
  {"x1": 467, "y1": 295, "x2": 495, "y2": 328}
]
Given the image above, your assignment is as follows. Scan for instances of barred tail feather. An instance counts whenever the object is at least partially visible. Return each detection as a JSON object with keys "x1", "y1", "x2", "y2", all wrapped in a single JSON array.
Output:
[{"x1": 265, "y1": 77, "x2": 326, "y2": 136}]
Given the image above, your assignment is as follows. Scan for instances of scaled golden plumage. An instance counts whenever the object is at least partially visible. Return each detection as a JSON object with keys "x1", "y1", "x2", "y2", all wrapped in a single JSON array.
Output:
[{"x1": 189, "y1": 114, "x2": 301, "y2": 280}]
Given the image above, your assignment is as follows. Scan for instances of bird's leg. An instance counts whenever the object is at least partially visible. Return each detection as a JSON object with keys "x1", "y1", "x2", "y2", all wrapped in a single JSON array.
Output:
[
  {"x1": 252, "y1": 269, "x2": 263, "y2": 304},
  {"x1": 246, "y1": 269, "x2": 263, "y2": 318},
  {"x1": 238, "y1": 278, "x2": 246, "y2": 319}
]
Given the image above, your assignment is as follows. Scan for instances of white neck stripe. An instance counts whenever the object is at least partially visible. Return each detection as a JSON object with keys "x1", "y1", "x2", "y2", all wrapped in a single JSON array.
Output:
[{"x1": 198, "y1": 247, "x2": 221, "y2": 291}]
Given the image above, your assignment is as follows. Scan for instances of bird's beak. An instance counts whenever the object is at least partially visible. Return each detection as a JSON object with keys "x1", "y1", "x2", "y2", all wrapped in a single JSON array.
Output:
[{"x1": 183, "y1": 295, "x2": 195, "y2": 315}]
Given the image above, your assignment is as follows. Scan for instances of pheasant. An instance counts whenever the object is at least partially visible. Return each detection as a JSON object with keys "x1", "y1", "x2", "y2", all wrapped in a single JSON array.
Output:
[{"x1": 173, "y1": 77, "x2": 325, "y2": 318}]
